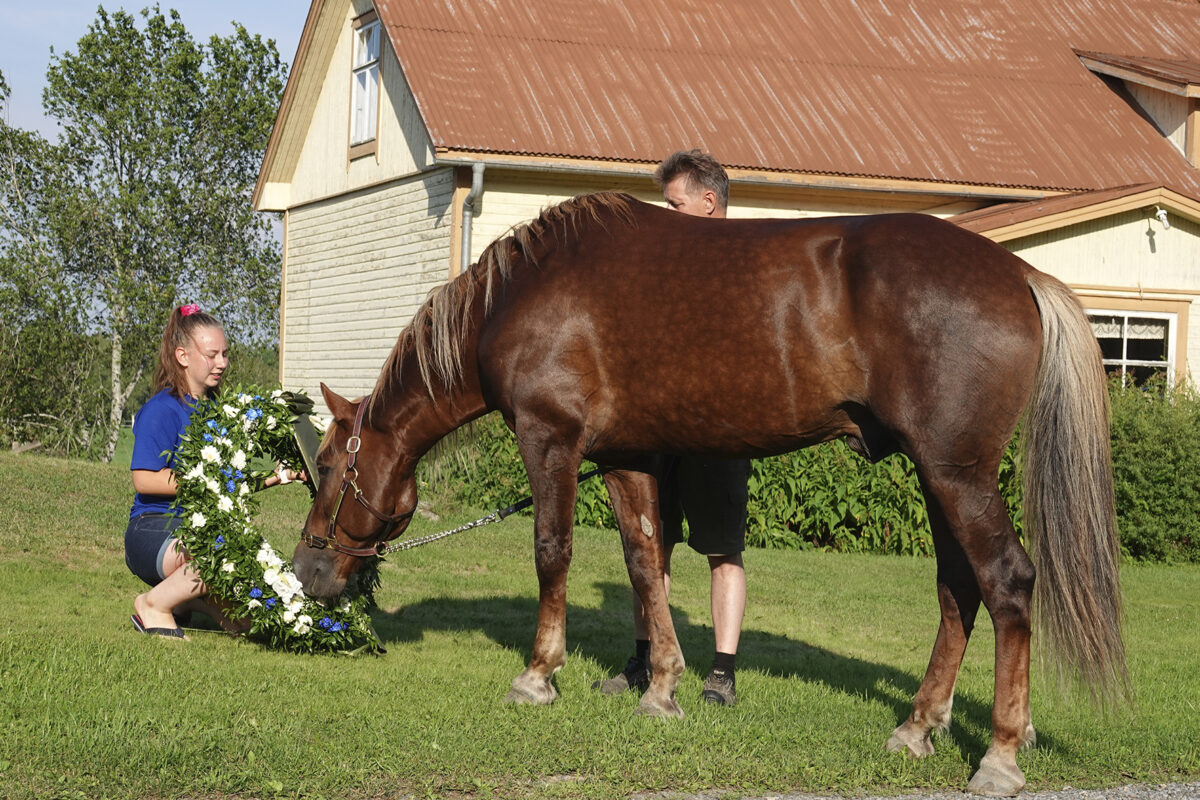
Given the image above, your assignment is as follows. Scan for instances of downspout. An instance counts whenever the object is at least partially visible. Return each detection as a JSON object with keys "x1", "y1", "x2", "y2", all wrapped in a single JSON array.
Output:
[{"x1": 460, "y1": 162, "x2": 485, "y2": 275}]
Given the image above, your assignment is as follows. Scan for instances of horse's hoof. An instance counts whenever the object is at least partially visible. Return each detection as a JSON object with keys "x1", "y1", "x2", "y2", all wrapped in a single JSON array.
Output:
[
  {"x1": 503, "y1": 676, "x2": 557, "y2": 706},
  {"x1": 635, "y1": 692, "x2": 684, "y2": 718},
  {"x1": 886, "y1": 722, "x2": 935, "y2": 758},
  {"x1": 966, "y1": 752, "x2": 1025, "y2": 797}
]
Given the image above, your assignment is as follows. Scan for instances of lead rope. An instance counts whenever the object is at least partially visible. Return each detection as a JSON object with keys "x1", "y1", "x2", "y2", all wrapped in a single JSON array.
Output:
[{"x1": 376, "y1": 468, "x2": 602, "y2": 556}]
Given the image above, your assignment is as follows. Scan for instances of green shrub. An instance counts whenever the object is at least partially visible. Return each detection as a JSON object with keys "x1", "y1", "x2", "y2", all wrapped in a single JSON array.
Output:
[
  {"x1": 420, "y1": 382, "x2": 1200, "y2": 564},
  {"x1": 417, "y1": 412, "x2": 615, "y2": 529},
  {"x1": 1109, "y1": 376, "x2": 1200, "y2": 563}
]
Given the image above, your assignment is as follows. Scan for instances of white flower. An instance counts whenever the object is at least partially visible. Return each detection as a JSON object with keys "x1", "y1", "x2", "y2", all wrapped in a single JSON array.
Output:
[
  {"x1": 230, "y1": 450, "x2": 246, "y2": 470},
  {"x1": 286, "y1": 598, "x2": 304, "y2": 614},
  {"x1": 239, "y1": 483, "x2": 250, "y2": 497},
  {"x1": 217, "y1": 495, "x2": 234, "y2": 513},
  {"x1": 223, "y1": 404, "x2": 237, "y2": 418},
  {"x1": 293, "y1": 615, "x2": 313, "y2": 635},
  {"x1": 271, "y1": 389, "x2": 284, "y2": 399},
  {"x1": 200, "y1": 445, "x2": 220, "y2": 463},
  {"x1": 221, "y1": 560, "x2": 236, "y2": 573},
  {"x1": 263, "y1": 566, "x2": 281, "y2": 587},
  {"x1": 283, "y1": 609, "x2": 296, "y2": 623},
  {"x1": 238, "y1": 393, "x2": 251, "y2": 404},
  {"x1": 275, "y1": 573, "x2": 305, "y2": 604},
  {"x1": 266, "y1": 415, "x2": 277, "y2": 430},
  {"x1": 205, "y1": 478, "x2": 221, "y2": 494},
  {"x1": 190, "y1": 512, "x2": 207, "y2": 528},
  {"x1": 184, "y1": 464, "x2": 205, "y2": 480},
  {"x1": 340, "y1": 599, "x2": 351, "y2": 612},
  {"x1": 256, "y1": 546, "x2": 282, "y2": 568},
  {"x1": 247, "y1": 599, "x2": 262, "y2": 610}
]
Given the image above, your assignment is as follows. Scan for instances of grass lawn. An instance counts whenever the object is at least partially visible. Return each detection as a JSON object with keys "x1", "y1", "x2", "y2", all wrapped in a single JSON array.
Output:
[{"x1": 0, "y1": 448, "x2": 1197, "y2": 799}]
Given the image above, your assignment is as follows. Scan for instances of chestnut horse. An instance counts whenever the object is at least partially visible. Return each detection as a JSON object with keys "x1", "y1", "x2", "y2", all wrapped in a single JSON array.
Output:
[{"x1": 294, "y1": 192, "x2": 1125, "y2": 796}]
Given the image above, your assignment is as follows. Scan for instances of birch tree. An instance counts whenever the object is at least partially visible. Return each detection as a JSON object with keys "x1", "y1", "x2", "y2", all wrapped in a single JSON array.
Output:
[{"x1": 12, "y1": 6, "x2": 286, "y2": 461}]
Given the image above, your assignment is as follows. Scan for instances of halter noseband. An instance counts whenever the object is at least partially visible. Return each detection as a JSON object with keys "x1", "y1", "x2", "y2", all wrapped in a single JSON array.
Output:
[{"x1": 299, "y1": 397, "x2": 414, "y2": 557}]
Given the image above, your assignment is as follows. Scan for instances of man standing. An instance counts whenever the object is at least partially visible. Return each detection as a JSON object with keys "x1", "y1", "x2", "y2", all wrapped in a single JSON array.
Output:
[{"x1": 593, "y1": 149, "x2": 751, "y2": 706}]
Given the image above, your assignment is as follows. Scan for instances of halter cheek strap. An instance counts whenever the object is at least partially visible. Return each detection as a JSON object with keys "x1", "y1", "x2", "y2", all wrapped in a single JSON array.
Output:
[{"x1": 299, "y1": 397, "x2": 414, "y2": 557}]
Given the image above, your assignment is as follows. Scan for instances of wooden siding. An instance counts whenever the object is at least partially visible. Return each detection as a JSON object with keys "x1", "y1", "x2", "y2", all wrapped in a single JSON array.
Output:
[
  {"x1": 1128, "y1": 82, "x2": 1189, "y2": 157},
  {"x1": 283, "y1": 168, "x2": 455, "y2": 398},
  {"x1": 1006, "y1": 210, "x2": 1200, "y2": 380},
  {"x1": 466, "y1": 170, "x2": 984, "y2": 263}
]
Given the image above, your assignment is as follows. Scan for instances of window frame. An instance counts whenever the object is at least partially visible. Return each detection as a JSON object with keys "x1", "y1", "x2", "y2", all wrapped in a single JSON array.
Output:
[
  {"x1": 348, "y1": 11, "x2": 381, "y2": 160},
  {"x1": 1086, "y1": 306, "x2": 1177, "y2": 383}
]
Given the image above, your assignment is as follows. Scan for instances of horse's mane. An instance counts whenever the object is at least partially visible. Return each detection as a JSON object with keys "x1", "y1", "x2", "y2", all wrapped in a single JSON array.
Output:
[{"x1": 368, "y1": 191, "x2": 637, "y2": 415}]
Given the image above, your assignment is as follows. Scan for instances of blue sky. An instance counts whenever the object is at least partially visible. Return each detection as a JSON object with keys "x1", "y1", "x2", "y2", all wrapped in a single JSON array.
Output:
[{"x1": 0, "y1": 2, "x2": 308, "y2": 136}]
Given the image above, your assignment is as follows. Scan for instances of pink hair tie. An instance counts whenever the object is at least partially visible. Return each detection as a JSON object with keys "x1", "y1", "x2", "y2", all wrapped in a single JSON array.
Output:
[{"x1": 179, "y1": 303, "x2": 201, "y2": 317}]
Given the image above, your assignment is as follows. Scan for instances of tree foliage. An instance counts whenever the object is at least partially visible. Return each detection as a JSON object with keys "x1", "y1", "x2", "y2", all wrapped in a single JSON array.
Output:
[{"x1": 0, "y1": 6, "x2": 286, "y2": 460}]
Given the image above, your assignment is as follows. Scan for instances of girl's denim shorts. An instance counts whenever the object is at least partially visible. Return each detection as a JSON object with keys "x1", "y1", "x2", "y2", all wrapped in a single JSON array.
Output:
[{"x1": 124, "y1": 512, "x2": 182, "y2": 587}]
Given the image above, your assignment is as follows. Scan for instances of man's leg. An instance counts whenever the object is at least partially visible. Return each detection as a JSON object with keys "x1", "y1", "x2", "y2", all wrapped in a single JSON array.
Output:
[
  {"x1": 701, "y1": 551, "x2": 744, "y2": 705},
  {"x1": 709, "y1": 552, "x2": 745, "y2": 654}
]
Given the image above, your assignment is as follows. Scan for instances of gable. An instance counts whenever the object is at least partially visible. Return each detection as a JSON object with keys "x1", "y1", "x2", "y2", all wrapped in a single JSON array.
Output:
[{"x1": 256, "y1": 0, "x2": 435, "y2": 210}]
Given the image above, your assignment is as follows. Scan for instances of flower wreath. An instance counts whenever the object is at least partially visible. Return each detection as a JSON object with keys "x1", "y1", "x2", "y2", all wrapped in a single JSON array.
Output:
[{"x1": 171, "y1": 387, "x2": 383, "y2": 654}]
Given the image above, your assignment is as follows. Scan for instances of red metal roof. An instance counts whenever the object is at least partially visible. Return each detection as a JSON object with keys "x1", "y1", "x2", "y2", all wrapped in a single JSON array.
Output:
[
  {"x1": 370, "y1": 0, "x2": 1200, "y2": 194},
  {"x1": 1076, "y1": 50, "x2": 1200, "y2": 90}
]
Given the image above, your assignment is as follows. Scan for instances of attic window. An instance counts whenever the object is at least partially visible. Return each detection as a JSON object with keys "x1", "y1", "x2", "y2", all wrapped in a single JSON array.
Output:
[{"x1": 350, "y1": 13, "x2": 380, "y2": 155}]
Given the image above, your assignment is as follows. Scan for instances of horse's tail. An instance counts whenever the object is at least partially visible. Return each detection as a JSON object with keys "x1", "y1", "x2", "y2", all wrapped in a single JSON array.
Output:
[{"x1": 1022, "y1": 269, "x2": 1128, "y2": 702}]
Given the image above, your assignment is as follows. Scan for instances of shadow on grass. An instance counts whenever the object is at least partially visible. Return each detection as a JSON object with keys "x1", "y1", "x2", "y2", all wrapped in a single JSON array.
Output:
[{"x1": 367, "y1": 580, "x2": 1055, "y2": 765}]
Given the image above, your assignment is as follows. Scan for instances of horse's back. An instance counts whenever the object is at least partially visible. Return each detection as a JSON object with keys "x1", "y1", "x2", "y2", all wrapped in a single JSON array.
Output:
[{"x1": 479, "y1": 199, "x2": 1044, "y2": 460}]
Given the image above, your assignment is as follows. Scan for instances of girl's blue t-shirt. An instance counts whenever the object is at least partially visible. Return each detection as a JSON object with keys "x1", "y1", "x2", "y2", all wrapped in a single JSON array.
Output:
[{"x1": 129, "y1": 388, "x2": 196, "y2": 519}]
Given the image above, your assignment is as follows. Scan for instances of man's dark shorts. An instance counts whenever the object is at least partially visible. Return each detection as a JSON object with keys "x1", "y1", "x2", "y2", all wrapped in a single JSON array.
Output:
[{"x1": 659, "y1": 456, "x2": 752, "y2": 556}]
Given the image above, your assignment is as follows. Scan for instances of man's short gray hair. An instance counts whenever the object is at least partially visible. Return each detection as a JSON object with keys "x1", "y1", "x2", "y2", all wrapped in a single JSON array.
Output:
[{"x1": 654, "y1": 149, "x2": 729, "y2": 211}]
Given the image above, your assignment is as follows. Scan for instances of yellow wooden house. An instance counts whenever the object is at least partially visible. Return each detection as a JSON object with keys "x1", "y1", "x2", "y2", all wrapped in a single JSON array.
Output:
[{"x1": 254, "y1": 0, "x2": 1200, "y2": 396}]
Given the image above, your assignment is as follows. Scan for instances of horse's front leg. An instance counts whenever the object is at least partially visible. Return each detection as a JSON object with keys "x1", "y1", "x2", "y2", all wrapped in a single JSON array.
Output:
[
  {"x1": 503, "y1": 440, "x2": 581, "y2": 707},
  {"x1": 603, "y1": 465, "x2": 685, "y2": 718}
]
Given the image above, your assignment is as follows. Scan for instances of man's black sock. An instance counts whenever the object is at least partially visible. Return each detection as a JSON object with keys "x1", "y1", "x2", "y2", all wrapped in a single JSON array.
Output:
[{"x1": 712, "y1": 651, "x2": 736, "y2": 674}]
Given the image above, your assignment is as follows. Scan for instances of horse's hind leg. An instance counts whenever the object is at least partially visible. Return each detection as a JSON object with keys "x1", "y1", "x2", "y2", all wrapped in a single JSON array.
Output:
[
  {"x1": 888, "y1": 489, "x2": 982, "y2": 757},
  {"x1": 603, "y1": 464, "x2": 685, "y2": 718},
  {"x1": 910, "y1": 466, "x2": 1036, "y2": 797}
]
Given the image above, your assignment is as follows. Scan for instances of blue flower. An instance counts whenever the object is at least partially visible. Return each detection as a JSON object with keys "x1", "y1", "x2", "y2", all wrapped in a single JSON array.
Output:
[
  {"x1": 234, "y1": 470, "x2": 244, "y2": 480},
  {"x1": 220, "y1": 427, "x2": 227, "y2": 436},
  {"x1": 249, "y1": 587, "x2": 263, "y2": 599},
  {"x1": 206, "y1": 420, "x2": 217, "y2": 429},
  {"x1": 265, "y1": 598, "x2": 277, "y2": 608},
  {"x1": 331, "y1": 622, "x2": 345, "y2": 632},
  {"x1": 244, "y1": 407, "x2": 263, "y2": 421},
  {"x1": 319, "y1": 616, "x2": 334, "y2": 630},
  {"x1": 214, "y1": 535, "x2": 225, "y2": 550},
  {"x1": 203, "y1": 433, "x2": 213, "y2": 442},
  {"x1": 225, "y1": 480, "x2": 237, "y2": 493},
  {"x1": 221, "y1": 467, "x2": 232, "y2": 477}
]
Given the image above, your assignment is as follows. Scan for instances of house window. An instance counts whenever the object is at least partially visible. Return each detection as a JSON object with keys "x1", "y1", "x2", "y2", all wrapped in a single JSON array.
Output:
[
  {"x1": 1087, "y1": 309, "x2": 1175, "y2": 384},
  {"x1": 350, "y1": 15, "x2": 380, "y2": 151}
]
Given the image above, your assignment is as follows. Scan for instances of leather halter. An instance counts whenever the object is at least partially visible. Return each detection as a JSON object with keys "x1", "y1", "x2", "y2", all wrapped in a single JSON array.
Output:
[{"x1": 299, "y1": 397, "x2": 414, "y2": 557}]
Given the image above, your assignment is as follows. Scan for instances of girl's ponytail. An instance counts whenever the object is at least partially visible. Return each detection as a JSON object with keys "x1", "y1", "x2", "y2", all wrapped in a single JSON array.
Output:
[{"x1": 153, "y1": 304, "x2": 223, "y2": 398}]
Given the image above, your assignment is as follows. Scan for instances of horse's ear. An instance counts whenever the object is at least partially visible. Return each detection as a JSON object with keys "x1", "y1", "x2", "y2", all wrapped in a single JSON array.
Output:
[{"x1": 320, "y1": 383, "x2": 354, "y2": 421}]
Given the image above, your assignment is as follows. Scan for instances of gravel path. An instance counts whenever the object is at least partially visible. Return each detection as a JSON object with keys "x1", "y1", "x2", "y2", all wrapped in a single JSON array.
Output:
[{"x1": 635, "y1": 783, "x2": 1200, "y2": 800}]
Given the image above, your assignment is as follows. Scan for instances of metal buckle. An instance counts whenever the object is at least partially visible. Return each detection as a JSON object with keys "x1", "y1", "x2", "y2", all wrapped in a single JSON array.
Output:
[{"x1": 346, "y1": 435, "x2": 362, "y2": 454}]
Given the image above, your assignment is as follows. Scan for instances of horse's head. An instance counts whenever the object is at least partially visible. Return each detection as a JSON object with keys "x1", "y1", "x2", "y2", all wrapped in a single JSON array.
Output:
[{"x1": 293, "y1": 383, "x2": 417, "y2": 600}]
